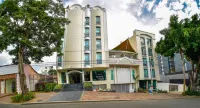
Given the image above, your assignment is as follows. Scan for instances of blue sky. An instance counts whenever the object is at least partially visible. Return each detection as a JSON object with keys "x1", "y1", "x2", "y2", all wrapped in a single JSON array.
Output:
[{"x1": 0, "y1": 0, "x2": 199, "y2": 71}]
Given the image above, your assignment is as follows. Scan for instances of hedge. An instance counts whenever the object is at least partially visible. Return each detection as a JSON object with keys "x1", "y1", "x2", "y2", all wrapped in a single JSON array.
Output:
[{"x1": 11, "y1": 92, "x2": 35, "y2": 103}]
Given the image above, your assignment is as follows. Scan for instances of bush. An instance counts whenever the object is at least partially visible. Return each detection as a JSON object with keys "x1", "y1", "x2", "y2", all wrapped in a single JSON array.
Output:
[
  {"x1": 11, "y1": 92, "x2": 35, "y2": 103},
  {"x1": 138, "y1": 88, "x2": 146, "y2": 93},
  {"x1": 182, "y1": 88, "x2": 200, "y2": 96},
  {"x1": 83, "y1": 82, "x2": 92, "y2": 88},
  {"x1": 45, "y1": 83, "x2": 56, "y2": 92},
  {"x1": 157, "y1": 89, "x2": 168, "y2": 93},
  {"x1": 35, "y1": 82, "x2": 46, "y2": 91},
  {"x1": 54, "y1": 84, "x2": 63, "y2": 90}
]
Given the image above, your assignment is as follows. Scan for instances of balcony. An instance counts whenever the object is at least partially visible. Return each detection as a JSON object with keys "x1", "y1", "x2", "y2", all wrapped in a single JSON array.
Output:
[
  {"x1": 96, "y1": 21, "x2": 100, "y2": 25},
  {"x1": 85, "y1": 33, "x2": 89, "y2": 37},
  {"x1": 97, "y1": 60, "x2": 102, "y2": 64},
  {"x1": 84, "y1": 60, "x2": 90, "y2": 65},
  {"x1": 96, "y1": 45, "x2": 101, "y2": 50},
  {"x1": 84, "y1": 46, "x2": 89, "y2": 51},
  {"x1": 85, "y1": 21, "x2": 89, "y2": 26},
  {"x1": 96, "y1": 33, "x2": 101, "y2": 36}
]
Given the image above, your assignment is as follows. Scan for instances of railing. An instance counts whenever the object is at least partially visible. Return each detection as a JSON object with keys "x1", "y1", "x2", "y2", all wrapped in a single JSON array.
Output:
[
  {"x1": 84, "y1": 46, "x2": 89, "y2": 51},
  {"x1": 96, "y1": 21, "x2": 100, "y2": 25},
  {"x1": 96, "y1": 33, "x2": 101, "y2": 36},
  {"x1": 96, "y1": 45, "x2": 101, "y2": 50},
  {"x1": 84, "y1": 60, "x2": 90, "y2": 65},
  {"x1": 85, "y1": 21, "x2": 89, "y2": 25},
  {"x1": 85, "y1": 33, "x2": 89, "y2": 37},
  {"x1": 97, "y1": 60, "x2": 102, "y2": 64}
]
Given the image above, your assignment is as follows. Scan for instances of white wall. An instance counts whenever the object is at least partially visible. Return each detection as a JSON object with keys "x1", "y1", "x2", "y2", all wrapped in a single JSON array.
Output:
[{"x1": 157, "y1": 83, "x2": 169, "y2": 91}]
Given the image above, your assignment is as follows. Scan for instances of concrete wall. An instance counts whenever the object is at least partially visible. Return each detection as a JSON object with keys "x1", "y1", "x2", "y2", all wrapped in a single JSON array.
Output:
[{"x1": 157, "y1": 82, "x2": 185, "y2": 92}]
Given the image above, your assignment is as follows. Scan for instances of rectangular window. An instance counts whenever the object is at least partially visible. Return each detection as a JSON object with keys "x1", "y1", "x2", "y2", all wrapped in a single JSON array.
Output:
[
  {"x1": 144, "y1": 69, "x2": 148, "y2": 78},
  {"x1": 96, "y1": 39, "x2": 101, "y2": 50},
  {"x1": 85, "y1": 27, "x2": 89, "y2": 37},
  {"x1": 152, "y1": 69, "x2": 155, "y2": 78},
  {"x1": 96, "y1": 16, "x2": 100, "y2": 25},
  {"x1": 96, "y1": 27, "x2": 101, "y2": 36},
  {"x1": 85, "y1": 53, "x2": 90, "y2": 65},
  {"x1": 85, "y1": 17, "x2": 89, "y2": 25},
  {"x1": 147, "y1": 39, "x2": 152, "y2": 47},
  {"x1": 111, "y1": 70, "x2": 114, "y2": 80},
  {"x1": 92, "y1": 70, "x2": 106, "y2": 81},
  {"x1": 132, "y1": 70, "x2": 135, "y2": 80},
  {"x1": 149, "y1": 58, "x2": 154, "y2": 67},
  {"x1": 84, "y1": 39, "x2": 89, "y2": 50},
  {"x1": 84, "y1": 71, "x2": 90, "y2": 81},
  {"x1": 143, "y1": 58, "x2": 147, "y2": 66},
  {"x1": 96, "y1": 52, "x2": 102, "y2": 64},
  {"x1": 148, "y1": 48, "x2": 153, "y2": 56},
  {"x1": 141, "y1": 47, "x2": 146, "y2": 55}
]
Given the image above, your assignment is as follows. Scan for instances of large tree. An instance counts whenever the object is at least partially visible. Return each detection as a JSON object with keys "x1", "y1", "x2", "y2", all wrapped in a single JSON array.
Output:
[
  {"x1": 156, "y1": 14, "x2": 200, "y2": 91},
  {"x1": 0, "y1": 0, "x2": 70, "y2": 95}
]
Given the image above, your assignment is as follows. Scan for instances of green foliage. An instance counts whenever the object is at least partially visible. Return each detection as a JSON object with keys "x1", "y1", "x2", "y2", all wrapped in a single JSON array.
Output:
[
  {"x1": 11, "y1": 92, "x2": 35, "y2": 103},
  {"x1": 182, "y1": 88, "x2": 200, "y2": 96},
  {"x1": 35, "y1": 82, "x2": 46, "y2": 91},
  {"x1": 83, "y1": 82, "x2": 93, "y2": 88},
  {"x1": 45, "y1": 83, "x2": 56, "y2": 92},
  {"x1": 54, "y1": 84, "x2": 63, "y2": 90},
  {"x1": 157, "y1": 89, "x2": 168, "y2": 93},
  {"x1": 48, "y1": 69, "x2": 57, "y2": 75},
  {"x1": 137, "y1": 88, "x2": 146, "y2": 93}
]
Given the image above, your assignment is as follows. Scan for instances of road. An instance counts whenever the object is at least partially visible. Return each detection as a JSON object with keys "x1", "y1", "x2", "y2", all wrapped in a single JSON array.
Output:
[{"x1": 1, "y1": 98, "x2": 200, "y2": 108}]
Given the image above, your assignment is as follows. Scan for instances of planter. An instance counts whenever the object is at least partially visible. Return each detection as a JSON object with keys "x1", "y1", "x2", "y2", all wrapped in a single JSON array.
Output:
[{"x1": 84, "y1": 87, "x2": 93, "y2": 91}]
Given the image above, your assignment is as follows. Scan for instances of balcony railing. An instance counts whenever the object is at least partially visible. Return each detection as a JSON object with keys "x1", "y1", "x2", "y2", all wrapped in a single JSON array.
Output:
[
  {"x1": 96, "y1": 45, "x2": 101, "y2": 50},
  {"x1": 97, "y1": 60, "x2": 102, "y2": 64},
  {"x1": 85, "y1": 33, "x2": 89, "y2": 37},
  {"x1": 96, "y1": 33, "x2": 101, "y2": 36},
  {"x1": 96, "y1": 21, "x2": 100, "y2": 25},
  {"x1": 84, "y1": 60, "x2": 90, "y2": 65},
  {"x1": 84, "y1": 46, "x2": 89, "y2": 51}
]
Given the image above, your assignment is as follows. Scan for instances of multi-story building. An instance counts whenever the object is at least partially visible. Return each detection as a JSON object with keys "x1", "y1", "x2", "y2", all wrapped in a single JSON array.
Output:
[{"x1": 56, "y1": 4, "x2": 160, "y2": 92}]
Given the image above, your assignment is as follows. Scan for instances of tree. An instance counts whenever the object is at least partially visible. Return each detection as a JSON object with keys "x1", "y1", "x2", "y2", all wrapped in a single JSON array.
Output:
[
  {"x1": 0, "y1": 0, "x2": 70, "y2": 95},
  {"x1": 48, "y1": 69, "x2": 57, "y2": 75},
  {"x1": 156, "y1": 14, "x2": 200, "y2": 91}
]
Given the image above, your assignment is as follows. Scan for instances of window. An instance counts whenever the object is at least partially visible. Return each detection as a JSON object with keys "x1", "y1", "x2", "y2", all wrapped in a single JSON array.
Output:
[
  {"x1": 85, "y1": 53, "x2": 90, "y2": 65},
  {"x1": 144, "y1": 69, "x2": 148, "y2": 78},
  {"x1": 147, "y1": 38, "x2": 152, "y2": 47},
  {"x1": 143, "y1": 58, "x2": 147, "y2": 66},
  {"x1": 148, "y1": 48, "x2": 153, "y2": 56},
  {"x1": 92, "y1": 70, "x2": 106, "y2": 81},
  {"x1": 96, "y1": 39, "x2": 101, "y2": 50},
  {"x1": 111, "y1": 70, "x2": 114, "y2": 80},
  {"x1": 85, "y1": 27, "x2": 89, "y2": 37},
  {"x1": 84, "y1": 71, "x2": 90, "y2": 81},
  {"x1": 140, "y1": 37, "x2": 145, "y2": 46},
  {"x1": 96, "y1": 52, "x2": 102, "y2": 64},
  {"x1": 141, "y1": 47, "x2": 146, "y2": 55},
  {"x1": 152, "y1": 69, "x2": 155, "y2": 78},
  {"x1": 85, "y1": 17, "x2": 89, "y2": 25},
  {"x1": 149, "y1": 58, "x2": 154, "y2": 67},
  {"x1": 84, "y1": 39, "x2": 89, "y2": 50},
  {"x1": 96, "y1": 16, "x2": 100, "y2": 24},
  {"x1": 57, "y1": 56, "x2": 62, "y2": 66},
  {"x1": 96, "y1": 27, "x2": 101, "y2": 36},
  {"x1": 132, "y1": 70, "x2": 135, "y2": 79}
]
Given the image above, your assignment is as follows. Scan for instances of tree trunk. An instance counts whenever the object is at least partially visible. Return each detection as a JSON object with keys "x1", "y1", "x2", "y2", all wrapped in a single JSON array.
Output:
[
  {"x1": 180, "y1": 50, "x2": 186, "y2": 92},
  {"x1": 189, "y1": 58, "x2": 200, "y2": 91},
  {"x1": 18, "y1": 47, "x2": 28, "y2": 95}
]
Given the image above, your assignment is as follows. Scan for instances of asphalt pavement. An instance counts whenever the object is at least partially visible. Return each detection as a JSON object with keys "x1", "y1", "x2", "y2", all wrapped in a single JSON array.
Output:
[
  {"x1": 1, "y1": 98, "x2": 200, "y2": 108},
  {"x1": 47, "y1": 84, "x2": 83, "y2": 101}
]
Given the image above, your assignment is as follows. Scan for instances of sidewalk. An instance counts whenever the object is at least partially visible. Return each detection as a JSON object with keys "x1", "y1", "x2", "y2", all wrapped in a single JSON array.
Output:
[{"x1": 81, "y1": 91, "x2": 193, "y2": 101}]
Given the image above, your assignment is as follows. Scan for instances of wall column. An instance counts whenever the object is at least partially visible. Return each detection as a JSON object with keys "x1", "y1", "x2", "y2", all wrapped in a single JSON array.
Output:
[
  {"x1": 82, "y1": 72, "x2": 85, "y2": 83},
  {"x1": 90, "y1": 71, "x2": 93, "y2": 81},
  {"x1": 66, "y1": 72, "x2": 69, "y2": 84}
]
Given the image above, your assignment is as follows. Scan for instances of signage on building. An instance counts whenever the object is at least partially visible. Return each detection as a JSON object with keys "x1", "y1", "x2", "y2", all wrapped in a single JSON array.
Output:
[{"x1": 92, "y1": 70, "x2": 106, "y2": 81}]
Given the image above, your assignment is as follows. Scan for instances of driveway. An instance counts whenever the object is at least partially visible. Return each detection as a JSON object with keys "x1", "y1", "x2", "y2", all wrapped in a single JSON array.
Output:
[{"x1": 48, "y1": 84, "x2": 83, "y2": 101}]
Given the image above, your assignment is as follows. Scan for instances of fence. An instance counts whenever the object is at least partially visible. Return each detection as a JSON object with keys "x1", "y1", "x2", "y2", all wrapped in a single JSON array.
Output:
[{"x1": 28, "y1": 74, "x2": 57, "y2": 91}]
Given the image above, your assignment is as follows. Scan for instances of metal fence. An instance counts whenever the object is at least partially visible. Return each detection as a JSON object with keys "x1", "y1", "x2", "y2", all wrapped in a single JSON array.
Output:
[{"x1": 28, "y1": 74, "x2": 57, "y2": 91}]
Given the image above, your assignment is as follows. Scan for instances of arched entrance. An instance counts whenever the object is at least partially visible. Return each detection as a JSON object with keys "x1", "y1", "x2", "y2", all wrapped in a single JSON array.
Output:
[{"x1": 66, "y1": 70, "x2": 84, "y2": 84}]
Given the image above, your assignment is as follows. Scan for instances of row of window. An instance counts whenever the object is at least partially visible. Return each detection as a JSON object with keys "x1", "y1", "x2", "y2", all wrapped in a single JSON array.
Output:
[
  {"x1": 143, "y1": 58, "x2": 154, "y2": 67},
  {"x1": 85, "y1": 16, "x2": 100, "y2": 26},
  {"x1": 144, "y1": 69, "x2": 155, "y2": 78},
  {"x1": 85, "y1": 27, "x2": 101, "y2": 37},
  {"x1": 84, "y1": 52, "x2": 102, "y2": 65},
  {"x1": 140, "y1": 37, "x2": 152, "y2": 47},
  {"x1": 84, "y1": 39, "x2": 101, "y2": 51},
  {"x1": 141, "y1": 47, "x2": 153, "y2": 56}
]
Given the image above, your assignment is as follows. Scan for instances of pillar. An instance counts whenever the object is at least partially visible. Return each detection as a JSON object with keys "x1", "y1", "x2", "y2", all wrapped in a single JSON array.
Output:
[
  {"x1": 66, "y1": 72, "x2": 69, "y2": 84},
  {"x1": 90, "y1": 71, "x2": 93, "y2": 81},
  {"x1": 82, "y1": 72, "x2": 85, "y2": 83}
]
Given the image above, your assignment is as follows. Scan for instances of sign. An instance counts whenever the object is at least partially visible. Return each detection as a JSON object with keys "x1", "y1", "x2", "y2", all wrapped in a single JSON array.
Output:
[{"x1": 92, "y1": 70, "x2": 106, "y2": 81}]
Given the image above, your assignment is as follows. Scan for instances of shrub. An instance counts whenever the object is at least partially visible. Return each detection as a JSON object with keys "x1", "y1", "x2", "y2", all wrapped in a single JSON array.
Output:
[
  {"x1": 83, "y1": 82, "x2": 92, "y2": 88},
  {"x1": 11, "y1": 92, "x2": 35, "y2": 103},
  {"x1": 35, "y1": 82, "x2": 46, "y2": 91},
  {"x1": 138, "y1": 88, "x2": 146, "y2": 93},
  {"x1": 182, "y1": 88, "x2": 200, "y2": 96},
  {"x1": 157, "y1": 89, "x2": 168, "y2": 93},
  {"x1": 54, "y1": 84, "x2": 63, "y2": 90},
  {"x1": 45, "y1": 83, "x2": 56, "y2": 92}
]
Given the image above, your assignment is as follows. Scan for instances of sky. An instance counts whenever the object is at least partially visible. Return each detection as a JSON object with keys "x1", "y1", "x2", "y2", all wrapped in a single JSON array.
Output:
[{"x1": 0, "y1": 0, "x2": 200, "y2": 71}]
